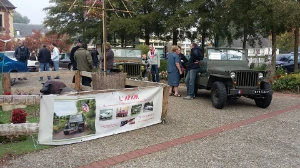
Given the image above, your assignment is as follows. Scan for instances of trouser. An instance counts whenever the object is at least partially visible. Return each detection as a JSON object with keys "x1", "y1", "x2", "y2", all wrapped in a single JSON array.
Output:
[
  {"x1": 185, "y1": 68, "x2": 200, "y2": 96},
  {"x1": 39, "y1": 62, "x2": 51, "y2": 80},
  {"x1": 151, "y1": 65, "x2": 160, "y2": 82}
]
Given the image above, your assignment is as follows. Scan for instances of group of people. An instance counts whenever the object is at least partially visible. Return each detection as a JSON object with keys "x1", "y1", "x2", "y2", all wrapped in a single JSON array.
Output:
[
  {"x1": 69, "y1": 40, "x2": 115, "y2": 86},
  {"x1": 145, "y1": 43, "x2": 203, "y2": 100},
  {"x1": 167, "y1": 43, "x2": 203, "y2": 100}
]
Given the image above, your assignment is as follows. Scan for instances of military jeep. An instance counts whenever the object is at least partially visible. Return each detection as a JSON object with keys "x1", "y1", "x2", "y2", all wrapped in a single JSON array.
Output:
[
  {"x1": 63, "y1": 113, "x2": 85, "y2": 135},
  {"x1": 111, "y1": 48, "x2": 150, "y2": 80},
  {"x1": 195, "y1": 48, "x2": 273, "y2": 109}
]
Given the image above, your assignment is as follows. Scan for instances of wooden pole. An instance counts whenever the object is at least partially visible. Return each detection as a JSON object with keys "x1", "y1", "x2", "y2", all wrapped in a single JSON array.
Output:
[
  {"x1": 75, "y1": 71, "x2": 81, "y2": 91},
  {"x1": 102, "y1": 0, "x2": 107, "y2": 76},
  {"x1": 2, "y1": 73, "x2": 11, "y2": 94}
]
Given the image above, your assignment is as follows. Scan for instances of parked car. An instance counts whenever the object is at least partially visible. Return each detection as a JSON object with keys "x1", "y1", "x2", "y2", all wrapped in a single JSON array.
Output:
[
  {"x1": 0, "y1": 52, "x2": 28, "y2": 85},
  {"x1": 195, "y1": 48, "x2": 273, "y2": 109},
  {"x1": 144, "y1": 105, "x2": 153, "y2": 110},
  {"x1": 276, "y1": 54, "x2": 300, "y2": 73},
  {"x1": 4, "y1": 51, "x2": 39, "y2": 72},
  {"x1": 63, "y1": 114, "x2": 85, "y2": 135},
  {"x1": 116, "y1": 110, "x2": 128, "y2": 117},
  {"x1": 100, "y1": 110, "x2": 113, "y2": 120},
  {"x1": 50, "y1": 53, "x2": 73, "y2": 71}
]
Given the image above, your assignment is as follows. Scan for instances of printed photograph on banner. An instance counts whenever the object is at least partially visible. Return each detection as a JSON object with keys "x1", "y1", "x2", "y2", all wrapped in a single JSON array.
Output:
[
  {"x1": 128, "y1": 118, "x2": 135, "y2": 125},
  {"x1": 99, "y1": 109, "x2": 113, "y2": 121},
  {"x1": 131, "y1": 104, "x2": 142, "y2": 116},
  {"x1": 52, "y1": 98, "x2": 96, "y2": 140},
  {"x1": 143, "y1": 101, "x2": 153, "y2": 112},
  {"x1": 120, "y1": 120, "x2": 128, "y2": 127},
  {"x1": 120, "y1": 118, "x2": 135, "y2": 127},
  {"x1": 116, "y1": 106, "x2": 129, "y2": 118}
]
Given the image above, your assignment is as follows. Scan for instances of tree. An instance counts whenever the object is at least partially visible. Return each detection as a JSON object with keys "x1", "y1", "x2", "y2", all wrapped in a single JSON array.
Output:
[
  {"x1": 24, "y1": 30, "x2": 43, "y2": 52},
  {"x1": 13, "y1": 11, "x2": 30, "y2": 24},
  {"x1": 0, "y1": 35, "x2": 18, "y2": 51},
  {"x1": 277, "y1": 32, "x2": 294, "y2": 53}
]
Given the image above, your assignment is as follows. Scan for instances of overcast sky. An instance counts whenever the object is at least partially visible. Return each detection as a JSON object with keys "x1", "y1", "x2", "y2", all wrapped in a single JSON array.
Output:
[{"x1": 10, "y1": 0, "x2": 52, "y2": 24}]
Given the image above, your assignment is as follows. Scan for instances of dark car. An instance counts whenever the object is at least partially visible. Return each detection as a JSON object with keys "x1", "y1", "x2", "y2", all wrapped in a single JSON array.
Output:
[
  {"x1": 50, "y1": 53, "x2": 73, "y2": 71},
  {"x1": 276, "y1": 54, "x2": 300, "y2": 73},
  {"x1": 63, "y1": 114, "x2": 85, "y2": 135}
]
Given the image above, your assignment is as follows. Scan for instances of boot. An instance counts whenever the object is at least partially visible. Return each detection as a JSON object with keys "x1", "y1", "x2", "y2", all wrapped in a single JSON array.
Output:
[{"x1": 39, "y1": 77, "x2": 43, "y2": 81}]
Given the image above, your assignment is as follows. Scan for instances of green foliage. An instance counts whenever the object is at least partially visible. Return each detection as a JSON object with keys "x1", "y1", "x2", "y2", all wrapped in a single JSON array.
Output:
[
  {"x1": 137, "y1": 44, "x2": 149, "y2": 55},
  {"x1": 13, "y1": 11, "x2": 30, "y2": 24},
  {"x1": 275, "y1": 67, "x2": 286, "y2": 76},
  {"x1": 277, "y1": 32, "x2": 294, "y2": 53},
  {"x1": 272, "y1": 74, "x2": 300, "y2": 92},
  {"x1": 86, "y1": 118, "x2": 96, "y2": 134},
  {"x1": 253, "y1": 64, "x2": 267, "y2": 71},
  {"x1": 159, "y1": 59, "x2": 168, "y2": 72}
]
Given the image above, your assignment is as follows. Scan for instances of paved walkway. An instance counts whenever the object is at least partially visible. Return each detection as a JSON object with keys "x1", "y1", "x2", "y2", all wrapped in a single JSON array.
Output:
[{"x1": 80, "y1": 94, "x2": 300, "y2": 168}]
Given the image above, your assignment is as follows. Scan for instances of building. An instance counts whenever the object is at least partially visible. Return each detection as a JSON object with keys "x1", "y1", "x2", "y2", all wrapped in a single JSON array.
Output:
[
  {"x1": 14, "y1": 23, "x2": 50, "y2": 40},
  {"x1": 0, "y1": 0, "x2": 15, "y2": 38}
]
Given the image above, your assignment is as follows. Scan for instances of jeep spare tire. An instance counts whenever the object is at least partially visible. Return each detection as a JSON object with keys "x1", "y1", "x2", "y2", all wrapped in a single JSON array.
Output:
[
  {"x1": 254, "y1": 82, "x2": 272, "y2": 108},
  {"x1": 211, "y1": 81, "x2": 227, "y2": 109}
]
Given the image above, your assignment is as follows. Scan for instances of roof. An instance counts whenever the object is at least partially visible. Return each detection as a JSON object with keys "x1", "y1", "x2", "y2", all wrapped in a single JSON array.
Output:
[
  {"x1": 0, "y1": 0, "x2": 16, "y2": 9},
  {"x1": 14, "y1": 23, "x2": 50, "y2": 38}
]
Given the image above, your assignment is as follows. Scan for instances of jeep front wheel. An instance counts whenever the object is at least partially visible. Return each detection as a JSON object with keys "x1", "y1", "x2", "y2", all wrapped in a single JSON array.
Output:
[
  {"x1": 211, "y1": 81, "x2": 227, "y2": 109},
  {"x1": 254, "y1": 82, "x2": 272, "y2": 108}
]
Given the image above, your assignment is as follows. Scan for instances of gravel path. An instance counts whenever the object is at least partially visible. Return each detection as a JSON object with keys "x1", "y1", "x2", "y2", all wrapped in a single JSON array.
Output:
[{"x1": 2, "y1": 85, "x2": 300, "y2": 168}]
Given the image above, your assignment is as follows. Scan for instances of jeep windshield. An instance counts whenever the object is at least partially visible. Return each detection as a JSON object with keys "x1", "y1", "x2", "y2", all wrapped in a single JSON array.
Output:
[
  {"x1": 207, "y1": 49, "x2": 246, "y2": 61},
  {"x1": 69, "y1": 114, "x2": 83, "y2": 122}
]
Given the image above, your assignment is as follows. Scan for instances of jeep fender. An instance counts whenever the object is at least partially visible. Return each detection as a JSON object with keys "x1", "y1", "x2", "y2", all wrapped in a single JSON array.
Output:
[{"x1": 207, "y1": 74, "x2": 233, "y2": 89}]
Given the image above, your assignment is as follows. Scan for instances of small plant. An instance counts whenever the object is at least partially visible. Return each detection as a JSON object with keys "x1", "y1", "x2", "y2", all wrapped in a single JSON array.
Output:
[
  {"x1": 4, "y1": 92, "x2": 12, "y2": 95},
  {"x1": 11, "y1": 109, "x2": 28, "y2": 124}
]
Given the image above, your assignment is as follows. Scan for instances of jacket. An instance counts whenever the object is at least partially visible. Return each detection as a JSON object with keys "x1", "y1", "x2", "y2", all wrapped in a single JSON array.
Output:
[
  {"x1": 188, "y1": 46, "x2": 203, "y2": 70},
  {"x1": 100, "y1": 48, "x2": 114, "y2": 70},
  {"x1": 74, "y1": 48, "x2": 93, "y2": 72},
  {"x1": 90, "y1": 49, "x2": 99, "y2": 65},
  {"x1": 38, "y1": 47, "x2": 51, "y2": 63},
  {"x1": 70, "y1": 46, "x2": 80, "y2": 70},
  {"x1": 14, "y1": 46, "x2": 30, "y2": 62},
  {"x1": 147, "y1": 49, "x2": 160, "y2": 67}
]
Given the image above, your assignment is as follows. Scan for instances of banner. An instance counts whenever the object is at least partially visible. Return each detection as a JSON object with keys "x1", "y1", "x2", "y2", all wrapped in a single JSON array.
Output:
[{"x1": 38, "y1": 87, "x2": 163, "y2": 145}]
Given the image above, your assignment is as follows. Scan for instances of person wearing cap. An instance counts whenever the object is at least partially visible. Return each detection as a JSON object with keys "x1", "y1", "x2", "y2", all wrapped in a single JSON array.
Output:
[
  {"x1": 74, "y1": 43, "x2": 93, "y2": 86},
  {"x1": 37, "y1": 44, "x2": 51, "y2": 81},
  {"x1": 70, "y1": 40, "x2": 83, "y2": 70}
]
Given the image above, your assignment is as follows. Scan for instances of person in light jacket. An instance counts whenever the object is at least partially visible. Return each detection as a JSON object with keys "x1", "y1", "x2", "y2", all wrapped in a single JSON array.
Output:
[
  {"x1": 147, "y1": 44, "x2": 160, "y2": 82},
  {"x1": 51, "y1": 43, "x2": 60, "y2": 79}
]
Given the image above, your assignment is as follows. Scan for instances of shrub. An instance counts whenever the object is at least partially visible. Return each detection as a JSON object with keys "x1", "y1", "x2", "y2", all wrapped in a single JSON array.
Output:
[
  {"x1": 160, "y1": 59, "x2": 167, "y2": 72},
  {"x1": 11, "y1": 109, "x2": 28, "y2": 124},
  {"x1": 272, "y1": 74, "x2": 300, "y2": 92},
  {"x1": 86, "y1": 118, "x2": 95, "y2": 134},
  {"x1": 137, "y1": 44, "x2": 149, "y2": 55}
]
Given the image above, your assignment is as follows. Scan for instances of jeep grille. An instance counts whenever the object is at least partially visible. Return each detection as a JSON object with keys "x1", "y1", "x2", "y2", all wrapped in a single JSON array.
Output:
[
  {"x1": 236, "y1": 71, "x2": 258, "y2": 87},
  {"x1": 123, "y1": 63, "x2": 141, "y2": 77}
]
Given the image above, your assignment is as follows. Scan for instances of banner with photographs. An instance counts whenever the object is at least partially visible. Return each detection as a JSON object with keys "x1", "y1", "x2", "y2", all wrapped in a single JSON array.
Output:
[{"x1": 38, "y1": 87, "x2": 163, "y2": 145}]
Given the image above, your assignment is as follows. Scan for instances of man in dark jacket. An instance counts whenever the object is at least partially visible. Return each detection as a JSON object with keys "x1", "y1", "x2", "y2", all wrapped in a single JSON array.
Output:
[
  {"x1": 90, "y1": 47, "x2": 99, "y2": 69},
  {"x1": 74, "y1": 44, "x2": 93, "y2": 86},
  {"x1": 14, "y1": 40, "x2": 30, "y2": 80},
  {"x1": 100, "y1": 42, "x2": 114, "y2": 73},
  {"x1": 38, "y1": 44, "x2": 52, "y2": 81},
  {"x1": 183, "y1": 43, "x2": 203, "y2": 100},
  {"x1": 70, "y1": 39, "x2": 82, "y2": 71}
]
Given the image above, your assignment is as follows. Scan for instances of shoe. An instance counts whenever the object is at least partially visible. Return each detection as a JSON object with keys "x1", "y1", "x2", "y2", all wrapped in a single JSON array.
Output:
[
  {"x1": 18, "y1": 78, "x2": 23, "y2": 81},
  {"x1": 39, "y1": 77, "x2": 43, "y2": 81},
  {"x1": 23, "y1": 78, "x2": 27, "y2": 80},
  {"x1": 183, "y1": 96, "x2": 194, "y2": 100},
  {"x1": 47, "y1": 76, "x2": 51, "y2": 80},
  {"x1": 54, "y1": 76, "x2": 59, "y2": 79}
]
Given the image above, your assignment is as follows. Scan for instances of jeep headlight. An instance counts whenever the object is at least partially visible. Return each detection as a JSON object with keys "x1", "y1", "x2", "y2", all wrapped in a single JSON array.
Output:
[
  {"x1": 258, "y1": 72, "x2": 263, "y2": 79},
  {"x1": 230, "y1": 72, "x2": 236, "y2": 78},
  {"x1": 119, "y1": 65, "x2": 123, "y2": 70}
]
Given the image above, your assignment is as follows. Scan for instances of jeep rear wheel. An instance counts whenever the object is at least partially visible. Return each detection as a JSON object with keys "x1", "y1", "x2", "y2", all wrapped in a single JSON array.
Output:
[
  {"x1": 211, "y1": 81, "x2": 227, "y2": 109},
  {"x1": 254, "y1": 82, "x2": 272, "y2": 108}
]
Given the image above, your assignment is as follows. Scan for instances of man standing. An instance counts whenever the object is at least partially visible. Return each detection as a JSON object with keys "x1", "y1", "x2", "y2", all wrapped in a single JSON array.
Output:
[
  {"x1": 14, "y1": 40, "x2": 30, "y2": 80},
  {"x1": 100, "y1": 42, "x2": 114, "y2": 73},
  {"x1": 74, "y1": 43, "x2": 93, "y2": 86},
  {"x1": 51, "y1": 43, "x2": 60, "y2": 79},
  {"x1": 90, "y1": 47, "x2": 99, "y2": 69},
  {"x1": 147, "y1": 44, "x2": 160, "y2": 82},
  {"x1": 183, "y1": 43, "x2": 203, "y2": 100},
  {"x1": 70, "y1": 40, "x2": 82, "y2": 71},
  {"x1": 38, "y1": 44, "x2": 51, "y2": 81}
]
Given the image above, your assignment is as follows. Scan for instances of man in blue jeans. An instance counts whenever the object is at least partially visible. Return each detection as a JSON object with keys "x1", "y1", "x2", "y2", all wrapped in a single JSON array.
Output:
[
  {"x1": 38, "y1": 44, "x2": 51, "y2": 81},
  {"x1": 147, "y1": 44, "x2": 160, "y2": 82},
  {"x1": 184, "y1": 43, "x2": 203, "y2": 100}
]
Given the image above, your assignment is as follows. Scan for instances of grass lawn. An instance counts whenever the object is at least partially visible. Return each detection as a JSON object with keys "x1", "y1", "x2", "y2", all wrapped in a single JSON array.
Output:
[{"x1": 0, "y1": 105, "x2": 53, "y2": 161}]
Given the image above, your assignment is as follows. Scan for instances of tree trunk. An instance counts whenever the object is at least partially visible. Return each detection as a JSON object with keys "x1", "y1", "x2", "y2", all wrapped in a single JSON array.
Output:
[
  {"x1": 243, "y1": 22, "x2": 247, "y2": 49},
  {"x1": 294, "y1": 27, "x2": 299, "y2": 72},
  {"x1": 145, "y1": 27, "x2": 150, "y2": 45},
  {"x1": 172, "y1": 28, "x2": 178, "y2": 45},
  {"x1": 201, "y1": 27, "x2": 206, "y2": 55},
  {"x1": 271, "y1": 26, "x2": 277, "y2": 77}
]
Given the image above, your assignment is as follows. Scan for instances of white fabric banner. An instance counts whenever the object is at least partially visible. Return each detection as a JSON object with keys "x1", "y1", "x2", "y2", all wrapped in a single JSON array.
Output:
[{"x1": 38, "y1": 87, "x2": 163, "y2": 145}]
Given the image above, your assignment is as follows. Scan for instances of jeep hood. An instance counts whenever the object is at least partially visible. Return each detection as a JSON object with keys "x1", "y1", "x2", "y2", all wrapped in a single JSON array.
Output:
[{"x1": 209, "y1": 66, "x2": 251, "y2": 72}]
